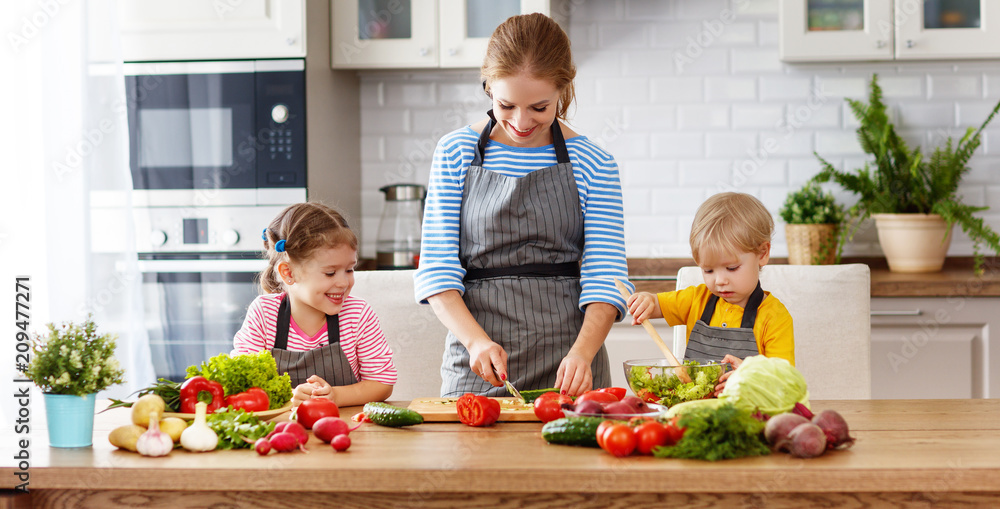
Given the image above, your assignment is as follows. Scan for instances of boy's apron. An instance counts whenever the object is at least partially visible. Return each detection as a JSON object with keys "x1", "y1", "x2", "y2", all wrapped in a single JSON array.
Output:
[
  {"x1": 440, "y1": 110, "x2": 611, "y2": 397},
  {"x1": 270, "y1": 295, "x2": 359, "y2": 388},
  {"x1": 683, "y1": 282, "x2": 765, "y2": 363}
]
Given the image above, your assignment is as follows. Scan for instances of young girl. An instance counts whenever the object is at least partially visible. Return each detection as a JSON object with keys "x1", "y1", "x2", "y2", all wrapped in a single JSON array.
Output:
[
  {"x1": 232, "y1": 202, "x2": 396, "y2": 407},
  {"x1": 626, "y1": 192, "x2": 794, "y2": 394}
]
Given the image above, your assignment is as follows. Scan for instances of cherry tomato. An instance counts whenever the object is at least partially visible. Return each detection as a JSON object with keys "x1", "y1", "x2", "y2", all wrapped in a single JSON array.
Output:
[
  {"x1": 665, "y1": 416, "x2": 686, "y2": 444},
  {"x1": 533, "y1": 394, "x2": 572, "y2": 423},
  {"x1": 633, "y1": 421, "x2": 669, "y2": 455},
  {"x1": 295, "y1": 397, "x2": 340, "y2": 429},
  {"x1": 628, "y1": 416, "x2": 656, "y2": 427},
  {"x1": 595, "y1": 420, "x2": 618, "y2": 450},
  {"x1": 600, "y1": 424, "x2": 636, "y2": 458},
  {"x1": 596, "y1": 387, "x2": 627, "y2": 401},
  {"x1": 575, "y1": 391, "x2": 619, "y2": 405}
]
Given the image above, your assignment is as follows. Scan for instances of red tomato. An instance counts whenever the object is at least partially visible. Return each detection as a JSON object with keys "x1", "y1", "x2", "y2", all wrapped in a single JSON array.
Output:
[
  {"x1": 457, "y1": 393, "x2": 501, "y2": 427},
  {"x1": 595, "y1": 420, "x2": 618, "y2": 450},
  {"x1": 665, "y1": 416, "x2": 686, "y2": 444},
  {"x1": 295, "y1": 397, "x2": 340, "y2": 429},
  {"x1": 596, "y1": 387, "x2": 627, "y2": 401},
  {"x1": 575, "y1": 391, "x2": 619, "y2": 405},
  {"x1": 633, "y1": 421, "x2": 669, "y2": 455},
  {"x1": 533, "y1": 394, "x2": 572, "y2": 423},
  {"x1": 628, "y1": 416, "x2": 656, "y2": 427},
  {"x1": 635, "y1": 389, "x2": 661, "y2": 404},
  {"x1": 600, "y1": 424, "x2": 636, "y2": 457}
]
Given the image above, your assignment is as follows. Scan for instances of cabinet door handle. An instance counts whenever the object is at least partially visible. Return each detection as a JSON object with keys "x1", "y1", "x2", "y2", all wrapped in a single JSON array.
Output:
[{"x1": 871, "y1": 309, "x2": 923, "y2": 316}]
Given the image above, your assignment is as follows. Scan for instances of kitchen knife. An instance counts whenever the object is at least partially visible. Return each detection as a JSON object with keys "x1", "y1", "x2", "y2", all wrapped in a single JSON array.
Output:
[{"x1": 494, "y1": 367, "x2": 524, "y2": 402}]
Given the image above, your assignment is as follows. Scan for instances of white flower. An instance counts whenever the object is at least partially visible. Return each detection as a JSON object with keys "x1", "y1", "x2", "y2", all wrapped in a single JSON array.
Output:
[
  {"x1": 60, "y1": 345, "x2": 68, "y2": 356},
  {"x1": 91, "y1": 365, "x2": 101, "y2": 377},
  {"x1": 54, "y1": 372, "x2": 71, "y2": 386},
  {"x1": 105, "y1": 358, "x2": 119, "y2": 371},
  {"x1": 70, "y1": 350, "x2": 83, "y2": 369}
]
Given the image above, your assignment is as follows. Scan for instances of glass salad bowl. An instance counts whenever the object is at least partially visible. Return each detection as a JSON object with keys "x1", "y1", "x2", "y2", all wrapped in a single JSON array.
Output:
[{"x1": 623, "y1": 359, "x2": 730, "y2": 407}]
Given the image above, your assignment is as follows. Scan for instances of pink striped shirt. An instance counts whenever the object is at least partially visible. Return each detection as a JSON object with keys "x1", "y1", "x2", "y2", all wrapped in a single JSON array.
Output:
[{"x1": 232, "y1": 293, "x2": 397, "y2": 385}]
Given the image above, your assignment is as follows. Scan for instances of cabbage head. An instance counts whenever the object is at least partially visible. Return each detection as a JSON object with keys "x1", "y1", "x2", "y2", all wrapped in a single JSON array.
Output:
[{"x1": 718, "y1": 355, "x2": 810, "y2": 416}]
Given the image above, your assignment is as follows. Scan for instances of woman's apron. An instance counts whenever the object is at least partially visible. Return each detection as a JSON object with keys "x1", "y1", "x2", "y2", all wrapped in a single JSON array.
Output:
[
  {"x1": 270, "y1": 295, "x2": 359, "y2": 388},
  {"x1": 683, "y1": 282, "x2": 765, "y2": 363},
  {"x1": 440, "y1": 110, "x2": 612, "y2": 397}
]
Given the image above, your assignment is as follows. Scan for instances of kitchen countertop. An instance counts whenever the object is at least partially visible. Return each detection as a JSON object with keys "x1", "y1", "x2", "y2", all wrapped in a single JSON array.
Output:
[
  {"x1": 4, "y1": 399, "x2": 1000, "y2": 508},
  {"x1": 628, "y1": 257, "x2": 1000, "y2": 297}
]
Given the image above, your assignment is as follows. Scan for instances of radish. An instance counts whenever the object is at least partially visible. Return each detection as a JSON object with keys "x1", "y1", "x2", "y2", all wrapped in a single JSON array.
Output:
[
  {"x1": 331, "y1": 434, "x2": 351, "y2": 452},
  {"x1": 811, "y1": 409, "x2": 855, "y2": 450},
  {"x1": 764, "y1": 412, "x2": 809, "y2": 448},
  {"x1": 268, "y1": 432, "x2": 300, "y2": 453},
  {"x1": 254, "y1": 438, "x2": 272, "y2": 456},
  {"x1": 275, "y1": 421, "x2": 309, "y2": 446},
  {"x1": 313, "y1": 417, "x2": 361, "y2": 444},
  {"x1": 785, "y1": 423, "x2": 827, "y2": 458}
]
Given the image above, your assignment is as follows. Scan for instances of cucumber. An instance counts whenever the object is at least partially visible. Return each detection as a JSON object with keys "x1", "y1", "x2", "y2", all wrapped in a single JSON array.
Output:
[
  {"x1": 541, "y1": 416, "x2": 605, "y2": 447},
  {"x1": 518, "y1": 388, "x2": 559, "y2": 403},
  {"x1": 363, "y1": 402, "x2": 424, "y2": 427}
]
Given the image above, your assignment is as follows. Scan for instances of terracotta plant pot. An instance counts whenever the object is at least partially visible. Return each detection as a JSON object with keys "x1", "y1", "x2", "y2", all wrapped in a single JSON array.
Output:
[
  {"x1": 872, "y1": 213, "x2": 953, "y2": 273},
  {"x1": 785, "y1": 223, "x2": 838, "y2": 265}
]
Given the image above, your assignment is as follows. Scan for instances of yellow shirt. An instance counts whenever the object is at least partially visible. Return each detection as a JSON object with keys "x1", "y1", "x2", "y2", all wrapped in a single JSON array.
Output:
[{"x1": 656, "y1": 284, "x2": 795, "y2": 366}]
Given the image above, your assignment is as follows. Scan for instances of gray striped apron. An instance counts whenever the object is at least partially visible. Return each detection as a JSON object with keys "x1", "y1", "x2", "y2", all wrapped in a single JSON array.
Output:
[
  {"x1": 440, "y1": 110, "x2": 612, "y2": 397},
  {"x1": 270, "y1": 295, "x2": 359, "y2": 388},
  {"x1": 684, "y1": 282, "x2": 764, "y2": 363}
]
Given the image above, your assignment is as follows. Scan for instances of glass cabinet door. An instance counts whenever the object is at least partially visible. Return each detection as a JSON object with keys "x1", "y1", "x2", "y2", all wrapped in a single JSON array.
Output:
[
  {"x1": 332, "y1": 0, "x2": 439, "y2": 68},
  {"x1": 895, "y1": 0, "x2": 999, "y2": 59},
  {"x1": 439, "y1": 0, "x2": 554, "y2": 68},
  {"x1": 780, "y1": 0, "x2": 893, "y2": 61}
]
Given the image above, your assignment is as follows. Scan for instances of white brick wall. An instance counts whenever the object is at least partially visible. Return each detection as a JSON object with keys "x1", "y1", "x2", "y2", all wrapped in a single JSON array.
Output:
[{"x1": 356, "y1": 0, "x2": 1000, "y2": 260}]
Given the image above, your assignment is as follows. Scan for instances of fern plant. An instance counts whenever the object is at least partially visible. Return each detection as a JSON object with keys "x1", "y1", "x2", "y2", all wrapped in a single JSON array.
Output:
[{"x1": 812, "y1": 74, "x2": 1000, "y2": 274}]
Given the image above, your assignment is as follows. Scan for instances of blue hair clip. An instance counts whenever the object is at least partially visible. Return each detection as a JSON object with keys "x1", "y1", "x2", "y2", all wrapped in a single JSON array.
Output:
[
  {"x1": 275, "y1": 239, "x2": 286, "y2": 253},
  {"x1": 261, "y1": 228, "x2": 267, "y2": 240}
]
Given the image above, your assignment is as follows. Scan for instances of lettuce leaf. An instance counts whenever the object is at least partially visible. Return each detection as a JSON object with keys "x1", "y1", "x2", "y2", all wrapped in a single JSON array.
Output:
[{"x1": 718, "y1": 355, "x2": 810, "y2": 416}]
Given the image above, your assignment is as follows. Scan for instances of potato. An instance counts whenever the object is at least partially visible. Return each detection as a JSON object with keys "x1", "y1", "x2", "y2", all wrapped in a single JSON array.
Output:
[
  {"x1": 159, "y1": 417, "x2": 189, "y2": 443},
  {"x1": 108, "y1": 424, "x2": 146, "y2": 452},
  {"x1": 131, "y1": 394, "x2": 166, "y2": 427}
]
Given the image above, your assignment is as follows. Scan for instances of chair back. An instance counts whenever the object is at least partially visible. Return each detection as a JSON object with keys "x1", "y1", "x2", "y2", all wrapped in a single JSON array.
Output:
[
  {"x1": 674, "y1": 264, "x2": 871, "y2": 400},
  {"x1": 352, "y1": 270, "x2": 448, "y2": 400}
]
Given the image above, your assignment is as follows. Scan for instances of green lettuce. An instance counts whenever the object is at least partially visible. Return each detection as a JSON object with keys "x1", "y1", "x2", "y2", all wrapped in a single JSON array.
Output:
[
  {"x1": 718, "y1": 355, "x2": 810, "y2": 416},
  {"x1": 628, "y1": 360, "x2": 724, "y2": 407}
]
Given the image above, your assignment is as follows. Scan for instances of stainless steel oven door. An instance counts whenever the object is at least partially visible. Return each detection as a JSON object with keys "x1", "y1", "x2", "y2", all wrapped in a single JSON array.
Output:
[{"x1": 139, "y1": 254, "x2": 265, "y2": 381}]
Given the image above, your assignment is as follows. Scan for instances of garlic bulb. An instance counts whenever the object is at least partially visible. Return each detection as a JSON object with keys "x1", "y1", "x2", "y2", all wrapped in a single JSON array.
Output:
[
  {"x1": 181, "y1": 401, "x2": 219, "y2": 452},
  {"x1": 136, "y1": 411, "x2": 173, "y2": 457}
]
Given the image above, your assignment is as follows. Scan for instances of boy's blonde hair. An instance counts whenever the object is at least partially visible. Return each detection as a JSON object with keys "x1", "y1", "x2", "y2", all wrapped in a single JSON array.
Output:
[
  {"x1": 260, "y1": 202, "x2": 357, "y2": 294},
  {"x1": 690, "y1": 192, "x2": 773, "y2": 264}
]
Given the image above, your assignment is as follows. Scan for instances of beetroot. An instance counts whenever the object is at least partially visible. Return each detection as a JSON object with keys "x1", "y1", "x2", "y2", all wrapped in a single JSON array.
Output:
[
  {"x1": 785, "y1": 423, "x2": 827, "y2": 458},
  {"x1": 764, "y1": 412, "x2": 809, "y2": 448},
  {"x1": 811, "y1": 409, "x2": 855, "y2": 450}
]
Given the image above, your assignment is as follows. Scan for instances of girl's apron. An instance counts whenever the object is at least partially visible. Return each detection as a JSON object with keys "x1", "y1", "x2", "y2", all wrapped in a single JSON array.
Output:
[
  {"x1": 270, "y1": 295, "x2": 359, "y2": 388},
  {"x1": 440, "y1": 110, "x2": 612, "y2": 397},
  {"x1": 683, "y1": 282, "x2": 765, "y2": 363}
]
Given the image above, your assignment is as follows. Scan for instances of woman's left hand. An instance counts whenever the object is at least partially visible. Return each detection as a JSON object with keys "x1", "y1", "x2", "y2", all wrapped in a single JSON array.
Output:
[
  {"x1": 712, "y1": 354, "x2": 743, "y2": 397},
  {"x1": 555, "y1": 352, "x2": 593, "y2": 397}
]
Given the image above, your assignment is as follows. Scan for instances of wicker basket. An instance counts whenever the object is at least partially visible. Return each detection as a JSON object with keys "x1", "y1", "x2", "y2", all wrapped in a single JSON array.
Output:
[{"x1": 785, "y1": 224, "x2": 838, "y2": 265}]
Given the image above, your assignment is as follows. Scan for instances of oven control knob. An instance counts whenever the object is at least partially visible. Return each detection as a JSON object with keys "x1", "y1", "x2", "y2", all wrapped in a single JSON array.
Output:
[
  {"x1": 222, "y1": 229, "x2": 240, "y2": 246},
  {"x1": 149, "y1": 230, "x2": 168, "y2": 246},
  {"x1": 271, "y1": 104, "x2": 289, "y2": 124}
]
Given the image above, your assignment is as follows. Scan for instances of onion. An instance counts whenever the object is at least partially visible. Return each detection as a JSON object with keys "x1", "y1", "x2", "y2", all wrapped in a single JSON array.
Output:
[{"x1": 812, "y1": 409, "x2": 855, "y2": 450}]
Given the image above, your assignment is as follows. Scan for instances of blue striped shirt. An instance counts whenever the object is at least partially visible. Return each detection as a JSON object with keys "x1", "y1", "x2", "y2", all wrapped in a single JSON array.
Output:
[{"x1": 413, "y1": 125, "x2": 634, "y2": 318}]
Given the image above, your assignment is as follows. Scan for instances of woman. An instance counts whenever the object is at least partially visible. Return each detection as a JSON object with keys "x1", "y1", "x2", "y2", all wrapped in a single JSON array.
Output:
[{"x1": 413, "y1": 13, "x2": 632, "y2": 397}]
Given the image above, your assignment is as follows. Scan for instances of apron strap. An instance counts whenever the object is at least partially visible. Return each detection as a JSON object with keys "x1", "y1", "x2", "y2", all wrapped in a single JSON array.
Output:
[
  {"x1": 471, "y1": 109, "x2": 571, "y2": 167},
  {"x1": 274, "y1": 294, "x2": 341, "y2": 350},
  {"x1": 698, "y1": 280, "x2": 766, "y2": 329}
]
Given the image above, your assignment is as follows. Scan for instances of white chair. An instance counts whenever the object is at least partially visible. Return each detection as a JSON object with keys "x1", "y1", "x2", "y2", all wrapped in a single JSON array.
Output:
[
  {"x1": 352, "y1": 270, "x2": 448, "y2": 400},
  {"x1": 673, "y1": 264, "x2": 872, "y2": 400}
]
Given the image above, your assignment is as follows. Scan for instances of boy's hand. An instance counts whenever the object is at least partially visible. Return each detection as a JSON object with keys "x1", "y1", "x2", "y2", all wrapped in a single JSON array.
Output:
[
  {"x1": 713, "y1": 354, "x2": 744, "y2": 397},
  {"x1": 626, "y1": 292, "x2": 659, "y2": 325}
]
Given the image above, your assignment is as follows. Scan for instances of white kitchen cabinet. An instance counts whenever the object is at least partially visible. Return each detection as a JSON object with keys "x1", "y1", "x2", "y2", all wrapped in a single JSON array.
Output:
[
  {"x1": 115, "y1": 0, "x2": 305, "y2": 62},
  {"x1": 331, "y1": 0, "x2": 562, "y2": 69},
  {"x1": 870, "y1": 297, "x2": 1000, "y2": 399},
  {"x1": 779, "y1": 0, "x2": 1000, "y2": 62}
]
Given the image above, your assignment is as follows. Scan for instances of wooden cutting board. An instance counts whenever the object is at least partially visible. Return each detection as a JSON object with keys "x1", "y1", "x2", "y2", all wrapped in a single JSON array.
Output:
[{"x1": 407, "y1": 397, "x2": 540, "y2": 422}]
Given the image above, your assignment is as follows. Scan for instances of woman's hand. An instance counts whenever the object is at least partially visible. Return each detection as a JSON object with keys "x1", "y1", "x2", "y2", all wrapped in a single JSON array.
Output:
[
  {"x1": 467, "y1": 338, "x2": 507, "y2": 387},
  {"x1": 555, "y1": 351, "x2": 593, "y2": 397},
  {"x1": 626, "y1": 292, "x2": 660, "y2": 325},
  {"x1": 712, "y1": 354, "x2": 744, "y2": 397},
  {"x1": 292, "y1": 375, "x2": 333, "y2": 406}
]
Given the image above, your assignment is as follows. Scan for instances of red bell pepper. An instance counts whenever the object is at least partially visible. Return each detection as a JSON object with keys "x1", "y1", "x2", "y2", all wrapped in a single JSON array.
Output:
[
  {"x1": 180, "y1": 376, "x2": 225, "y2": 414},
  {"x1": 456, "y1": 393, "x2": 501, "y2": 427},
  {"x1": 224, "y1": 387, "x2": 270, "y2": 412}
]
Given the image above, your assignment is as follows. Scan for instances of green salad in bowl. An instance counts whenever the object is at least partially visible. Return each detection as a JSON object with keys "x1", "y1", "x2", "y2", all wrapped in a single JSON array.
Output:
[{"x1": 624, "y1": 359, "x2": 729, "y2": 407}]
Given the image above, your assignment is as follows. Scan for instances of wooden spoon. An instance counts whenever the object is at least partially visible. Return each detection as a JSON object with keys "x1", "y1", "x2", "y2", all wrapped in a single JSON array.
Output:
[{"x1": 614, "y1": 278, "x2": 692, "y2": 383}]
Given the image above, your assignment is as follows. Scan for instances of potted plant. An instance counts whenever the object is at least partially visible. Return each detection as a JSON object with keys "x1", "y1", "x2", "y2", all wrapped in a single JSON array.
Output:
[
  {"x1": 23, "y1": 316, "x2": 126, "y2": 447},
  {"x1": 812, "y1": 74, "x2": 1000, "y2": 274},
  {"x1": 779, "y1": 182, "x2": 845, "y2": 265}
]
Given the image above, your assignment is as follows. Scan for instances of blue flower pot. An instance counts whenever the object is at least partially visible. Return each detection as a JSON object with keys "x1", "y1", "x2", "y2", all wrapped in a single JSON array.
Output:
[{"x1": 43, "y1": 393, "x2": 97, "y2": 448}]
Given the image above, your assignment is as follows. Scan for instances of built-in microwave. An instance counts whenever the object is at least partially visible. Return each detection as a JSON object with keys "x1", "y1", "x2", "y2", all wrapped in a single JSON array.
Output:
[{"x1": 123, "y1": 59, "x2": 306, "y2": 206}]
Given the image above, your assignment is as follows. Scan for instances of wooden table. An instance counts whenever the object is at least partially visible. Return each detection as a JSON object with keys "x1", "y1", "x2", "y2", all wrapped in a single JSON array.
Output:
[{"x1": 3, "y1": 399, "x2": 1000, "y2": 508}]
